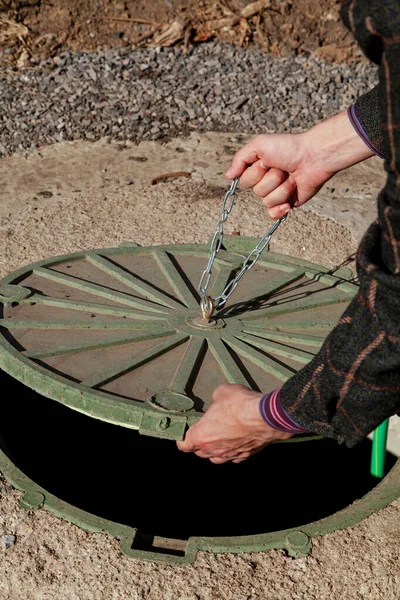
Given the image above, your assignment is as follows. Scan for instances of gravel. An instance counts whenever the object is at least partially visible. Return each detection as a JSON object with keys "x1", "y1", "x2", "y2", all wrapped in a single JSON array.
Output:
[{"x1": 0, "y1": 42, "x2": 378, "y2": 157}]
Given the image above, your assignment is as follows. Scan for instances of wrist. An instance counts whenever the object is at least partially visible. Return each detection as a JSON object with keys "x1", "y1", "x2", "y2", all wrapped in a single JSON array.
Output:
[
  {"x1": 242, "y1": 394, "x2": 293, "y2": 441},
  {"x1": 303, "y1": 109, "x2": 374, "y2": 175}
]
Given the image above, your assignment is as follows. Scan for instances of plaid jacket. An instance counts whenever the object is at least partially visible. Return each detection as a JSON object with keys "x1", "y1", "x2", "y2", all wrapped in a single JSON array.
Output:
[{"x1": 280, "y1": 0, "x2": 400, "y2": 447}]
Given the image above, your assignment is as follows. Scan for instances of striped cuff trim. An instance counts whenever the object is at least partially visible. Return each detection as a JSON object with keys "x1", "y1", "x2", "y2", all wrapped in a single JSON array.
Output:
[
  {"x1": 347, "y1": 105, "x2": 384, "y2": 159},
  {"x1": 259, "y1": 389, "x2": 310, "y2": 434}
]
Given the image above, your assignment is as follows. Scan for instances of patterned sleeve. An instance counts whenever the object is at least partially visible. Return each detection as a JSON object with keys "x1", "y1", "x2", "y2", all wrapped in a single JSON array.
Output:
[{"x1": 279, "y1": 0, "x2": 400, "y2": 448}]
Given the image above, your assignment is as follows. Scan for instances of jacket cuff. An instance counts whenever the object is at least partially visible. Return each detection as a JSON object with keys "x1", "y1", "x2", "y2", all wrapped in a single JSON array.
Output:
[
  {"x1": 347, "y1": 104, "x2": 384, "y2": 159},
  {"x1": 259, "y1": 388, "x2": 310, "y2": 434}
]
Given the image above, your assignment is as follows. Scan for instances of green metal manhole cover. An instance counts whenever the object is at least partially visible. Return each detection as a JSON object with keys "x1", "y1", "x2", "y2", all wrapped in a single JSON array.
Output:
[
  {"x1": 0, "y1": 237, "x2": 357, "y2": 440},
  {"x1": 2, "y1": 238, "x2": 400, "y2": 565}
]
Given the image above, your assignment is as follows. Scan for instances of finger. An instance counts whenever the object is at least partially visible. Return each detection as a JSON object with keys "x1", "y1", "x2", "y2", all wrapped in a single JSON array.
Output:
[
  {"x1": 176, "y1": 428, "x2": 197, "y2": 453},
  {"x1": 225, "y1": 139, "x2": 262, "y2": 179},
  {"x1": 239, "y1": 160, "x2": 268, "y2": 190},
  {"x1": 266, "y1": 186, "x2": 299, "y2": 219},
  {"x1": 232, "y1": 458, "x2": 247, "y2": 464},
  {"x1": 209, "y1": 457, "x2": 232, "y2": 464},
  {"x1": 262, "y1": 176, "x2": 297, "y2": 210},
  {"x1": 252, "y1": 168, "x2": 288, "y2": 198},
  {"x1": 194, "y1": 450, "x2": 213, "y2": 459},
  {"x1": 266, "y1": 202, "x2": 292, "y2": 220}
]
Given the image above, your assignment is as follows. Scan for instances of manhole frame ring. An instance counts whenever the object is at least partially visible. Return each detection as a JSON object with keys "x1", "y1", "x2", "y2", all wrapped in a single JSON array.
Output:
[
  {"x1": 1, "y1": 443, "x2": 399, "y2": 564},
  {"x1": 0, "y1": 241, "x2": 398, "y2": 563}
]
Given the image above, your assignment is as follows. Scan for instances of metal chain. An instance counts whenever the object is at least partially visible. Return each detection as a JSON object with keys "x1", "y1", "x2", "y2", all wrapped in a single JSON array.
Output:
[{"x1": 198, "y1": 176, "x2": 287, "y2": 313}]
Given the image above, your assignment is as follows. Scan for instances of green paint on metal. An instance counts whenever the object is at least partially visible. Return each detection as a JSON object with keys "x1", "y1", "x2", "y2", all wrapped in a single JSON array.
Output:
[
  {"x1": 21, "y1": 294, "x2": 165, "y2": 320},
  {"x1": 82, "y1": 332, "x2": 190, "y2": 389},
  {"x1": 168, "y1": 336, "x2": 206, "y2": 395},
  {"x1": 237, "y1": 333, "x2": 316, "y2": 364},
  {"x1": 208, "y1": 338, "x2": 251, "y2": 387},
  {"x1": 240, "y1": 289, "x2": 350, "y2": 322},
  {"x1": 0, "y1": 240, "x2": 399, "y2": 565},
  {"x1": 0, "y1": 240, "x2": 358, "y2": 436},
  {"x1": 2, "y1": 319, "x2": 168, "y2": 331},
  {"x1": 153, "y1": 248, "x2": 199, "y2": 309},
  {"x1": 208, "y1": 263, "x2": 239, "y2": 301},
  {"x1": 1, "y1": 440, "x2": 399, "y2": 564},
  {"x1": 33, "y1": 266, "x2": 169, "y2": 314},
  {"x1": 19, "y1": 491, "x2": 45, "y2": 510},
  {"x1": 227, "y1": 336, "x2": 295, "y2": 382},
  {"x1": 239, "y1": 268, "x2": 306, "y2": 304},
  {"x1": 242, "y1": 327, "x2": 325, "y2": 348},
  {"x1": 147, "y1": 391, "x2": 194, "y2": 413},
  {"x1": 139, "y1": 411, "x2": 187, "y2": 440},
  {"x1": 0, "y1": 285, "x2": 31, "y2": 304},
  {"x1": 86, "y1": 251, "x2": 185, "y2": 311},
  {"x1": 284, "y1": 531, "x2": 312, "y2": 558},
  {"x1": 23, "y1": 328, "x2": 175, "y2": 359}
]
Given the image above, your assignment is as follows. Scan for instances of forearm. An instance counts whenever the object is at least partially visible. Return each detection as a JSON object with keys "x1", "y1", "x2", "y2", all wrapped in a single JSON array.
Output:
[
  {"x1": 303, "y1": 109, "x2": 375, "y2": 176},
  {"x1": 279, "y1": 243, "x2": 400, "y2": 448},
  {"x1": 279, "y1": 72, "x2": 400, "y2": 447}
]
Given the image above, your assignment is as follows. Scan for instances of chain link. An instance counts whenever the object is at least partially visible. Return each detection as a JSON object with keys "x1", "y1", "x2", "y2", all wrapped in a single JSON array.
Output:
[{"x1": 198, "y1": 176, "x2": 287, "y2": 312}]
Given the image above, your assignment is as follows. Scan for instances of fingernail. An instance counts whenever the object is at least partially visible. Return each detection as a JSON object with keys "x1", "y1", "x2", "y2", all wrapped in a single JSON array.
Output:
[
  {"x1": 288, "y1": 175, "x2": 296, "y2": 185},
  {"x1": 260, "y1": 160, "x2": 266, "y2": 169},
  {"x1": 282, "y1": 206, "x2": 290, "y2": 215},
  {"x1": 225, "y1": 167, "x2": 233, "y2": 178}
]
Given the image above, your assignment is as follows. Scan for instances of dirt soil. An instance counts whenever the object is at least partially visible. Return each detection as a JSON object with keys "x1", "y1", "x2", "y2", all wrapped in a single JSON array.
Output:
[
  {"x1": 1, "y1": 134, "x2": 399, "y2": 600},
  {"x1": 0, "y1": 0, "x2": 360, "y2": 69}
]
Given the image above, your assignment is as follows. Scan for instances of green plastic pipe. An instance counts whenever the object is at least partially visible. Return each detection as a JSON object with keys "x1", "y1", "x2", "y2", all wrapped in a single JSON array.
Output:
[{"x1": 371, "y1": 419, "x2": 389, "y2": 478}]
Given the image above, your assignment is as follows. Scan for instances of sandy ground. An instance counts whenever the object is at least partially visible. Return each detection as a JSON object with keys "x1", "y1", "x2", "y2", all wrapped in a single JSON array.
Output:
[
  {"x1": 1, "y1": 133, "x2": 400, "y2": 600},
  {"x1": 0, "y1": 132, "x2": 386, "y2": 275}
]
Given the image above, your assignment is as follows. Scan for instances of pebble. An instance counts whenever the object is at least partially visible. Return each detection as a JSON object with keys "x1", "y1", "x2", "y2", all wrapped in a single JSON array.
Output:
[
  {"x1": 0, "y1": 43, "x2": 378, "y2": 157},
  {"x1": 1, "y1": 535, "x2": 16, "y2": 550}
]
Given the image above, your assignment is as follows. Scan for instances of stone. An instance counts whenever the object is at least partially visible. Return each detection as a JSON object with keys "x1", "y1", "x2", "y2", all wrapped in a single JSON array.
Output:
[{"x1": 1, "y1": 535, "x2": 16, "y2": 550}]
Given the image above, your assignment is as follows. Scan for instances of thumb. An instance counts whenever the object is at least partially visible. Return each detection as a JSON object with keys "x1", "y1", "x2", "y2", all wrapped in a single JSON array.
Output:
[
  {"x1": 176, "y1": 426, "x2": 196, "y2": 452},
  {"x1": 225, "y1": 139, "x2": 263, "y2": 179}
]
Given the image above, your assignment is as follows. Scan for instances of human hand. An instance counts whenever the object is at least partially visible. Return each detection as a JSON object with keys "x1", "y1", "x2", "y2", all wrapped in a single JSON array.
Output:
[
  {"x1": 225, "y1": 110, "x2": 374, "y2": 219},
  {"x1": 176, "y1": 384, "x2": 292, "y2": 464}
]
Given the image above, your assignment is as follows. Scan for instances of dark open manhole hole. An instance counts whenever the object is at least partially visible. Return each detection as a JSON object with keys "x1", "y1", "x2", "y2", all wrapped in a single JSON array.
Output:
[
  {"x1": 1, "y1": 373, "x2": 398, "y2": 559},
  {"x1": 1, "y1": 240, "x2": 400, "y2": 563}
]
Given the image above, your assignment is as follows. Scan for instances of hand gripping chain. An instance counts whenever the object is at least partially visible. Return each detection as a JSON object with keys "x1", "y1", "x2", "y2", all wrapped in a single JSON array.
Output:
[{"x1": 198, "y1": 177, "x2": 287, "y2": 319}]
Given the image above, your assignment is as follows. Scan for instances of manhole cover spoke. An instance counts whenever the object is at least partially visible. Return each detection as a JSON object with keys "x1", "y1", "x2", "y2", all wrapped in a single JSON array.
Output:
[
  {"x1": 22, "y1": 327, "x2": 175, "y2": 360},
  {"x1": 19, "y1": 294, "x2": 166, "y2": 321},
  {"x1": 1, "y1": 318, "x2": 168, "y2": 330},
  {"x1": 81, "y1": 332, "x2": 188, "y2": 389},
  {"x1": 85, "y1": 251, "x2": 186, "y2": 311},
  {"x1": 226, "y1": 337, "x2": 296, "y2": 382},
  {"x1": 236, "y1": 333, "x2": 317, "y2": 365},
  {"x1": 207, "y1": 338, "x2": 253, "y2": 388},
  {"x1": 33, "y1": 266, "x2": 169, "y2": 313},
  {"x1": 207, "y1": 263, "x2": 241, "y2": 302},
  {"x1": 236, "y1": 288, "x2": 349, "y2": 321},
  {"x1": 153, "y1": 249, "x2": 199, "y2": 309},
  {"x1": 169, "y1": 336, "x2": 206, "y2": 395},
  {"x1": 242, "y1": 327, "x2": 325, "y2": 348}
]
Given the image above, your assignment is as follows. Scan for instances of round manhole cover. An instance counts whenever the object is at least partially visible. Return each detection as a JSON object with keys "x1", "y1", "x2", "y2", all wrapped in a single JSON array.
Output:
[
  {"x1": 1, "y1": 238, "x2": 400, "y2": 565},
  {"x1": 0, "y1": 238, "x2": 357, "y2": 439}
]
